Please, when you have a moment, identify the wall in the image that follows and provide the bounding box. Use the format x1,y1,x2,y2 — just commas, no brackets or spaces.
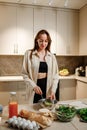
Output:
0,55,23,76
0,55,87,76
56,56,84,74
84,56,87,66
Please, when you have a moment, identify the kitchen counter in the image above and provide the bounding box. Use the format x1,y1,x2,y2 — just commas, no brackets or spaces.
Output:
0,75,76,81
0,76,24,82
60,75,87,84
0,75,74,82
1,98,87,130
0,75,87,83
75,76,87,83
59,75,75,79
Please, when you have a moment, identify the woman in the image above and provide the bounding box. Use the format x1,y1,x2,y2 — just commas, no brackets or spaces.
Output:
22,29,59,103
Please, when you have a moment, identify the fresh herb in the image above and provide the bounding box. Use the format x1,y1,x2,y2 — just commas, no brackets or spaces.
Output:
77,108,87,122
55,105,76,122
44,100,52,107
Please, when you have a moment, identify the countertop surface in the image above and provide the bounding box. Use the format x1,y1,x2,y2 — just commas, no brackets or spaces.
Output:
0,75,87,83
75,76,87,83
1,98,87,130
0,76,24,82
59,74,75,79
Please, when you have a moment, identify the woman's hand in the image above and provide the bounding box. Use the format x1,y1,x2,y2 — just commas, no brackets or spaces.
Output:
33,86,42,95
49,91,55,100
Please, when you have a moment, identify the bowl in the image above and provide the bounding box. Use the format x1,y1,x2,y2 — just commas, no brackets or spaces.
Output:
38,98,57,110
77,108,87,122
39,108,50,114
55,105,76,122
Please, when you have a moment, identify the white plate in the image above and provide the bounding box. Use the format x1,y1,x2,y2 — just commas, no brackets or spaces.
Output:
39,108,50,113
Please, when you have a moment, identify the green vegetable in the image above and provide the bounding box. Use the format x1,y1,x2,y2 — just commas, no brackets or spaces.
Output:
77,108,87,121
44,101,52,106
55,105,76,122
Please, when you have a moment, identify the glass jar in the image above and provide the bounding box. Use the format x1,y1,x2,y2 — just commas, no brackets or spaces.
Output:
8,92,18,118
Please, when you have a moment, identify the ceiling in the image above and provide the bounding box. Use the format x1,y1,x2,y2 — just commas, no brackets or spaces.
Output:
0,0,87,9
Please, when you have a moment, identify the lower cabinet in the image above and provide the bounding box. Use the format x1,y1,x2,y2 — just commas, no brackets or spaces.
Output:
76,80,87,99
0,81,27,106
0,78,77,105
59,79,76,101
0,82,18,106
17,82,28,104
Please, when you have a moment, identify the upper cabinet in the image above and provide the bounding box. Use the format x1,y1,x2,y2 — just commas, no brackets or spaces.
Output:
0,3,79,55
34,7,57,54
79,5,87,55
0,5,16,54
56,9,79,55
17,6,34,54
0,4,33,55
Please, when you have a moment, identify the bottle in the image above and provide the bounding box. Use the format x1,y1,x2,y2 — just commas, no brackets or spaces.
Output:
75,67,79,76
8,92,18,118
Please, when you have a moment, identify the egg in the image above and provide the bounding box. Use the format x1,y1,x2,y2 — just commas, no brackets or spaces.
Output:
18,120,24,129
27,120,31,125
8,118,13,124
17,117,22,121
12,119,18,128
22,118,26,122
8,118,14,126
12,116,17,119
27,122,33,130
22,122,28,130
32,121,37,127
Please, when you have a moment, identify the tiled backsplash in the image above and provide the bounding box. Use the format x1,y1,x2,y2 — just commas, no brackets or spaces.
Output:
0,55,23,76
56,56,86,74
0,55,87,76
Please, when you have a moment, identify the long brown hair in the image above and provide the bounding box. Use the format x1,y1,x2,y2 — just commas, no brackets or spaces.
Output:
30,29,52,58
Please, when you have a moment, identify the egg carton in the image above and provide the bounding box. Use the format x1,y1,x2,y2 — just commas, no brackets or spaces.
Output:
6,116,40,130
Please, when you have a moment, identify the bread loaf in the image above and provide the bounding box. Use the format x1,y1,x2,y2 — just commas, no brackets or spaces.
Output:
19,109,29,119
19,109,52,126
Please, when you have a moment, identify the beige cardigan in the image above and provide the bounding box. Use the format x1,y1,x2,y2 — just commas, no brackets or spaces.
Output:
22,50,59,103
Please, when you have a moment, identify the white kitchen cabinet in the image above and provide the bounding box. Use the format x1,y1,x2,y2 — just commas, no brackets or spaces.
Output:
0,4,16,54
56,9,79,55
0,4,33,55
76,80,87,99
0,81,27,106
17,6,34,54
79,5,87,55
59,79,76,101
0,82,18,106
17,81,28,104
34,7,57,54
0,3,79,55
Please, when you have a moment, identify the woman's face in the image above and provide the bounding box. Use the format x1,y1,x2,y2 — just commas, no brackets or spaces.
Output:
37,34,48,51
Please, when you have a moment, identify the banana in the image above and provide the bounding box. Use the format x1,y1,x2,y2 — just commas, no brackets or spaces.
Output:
59,69,69,76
